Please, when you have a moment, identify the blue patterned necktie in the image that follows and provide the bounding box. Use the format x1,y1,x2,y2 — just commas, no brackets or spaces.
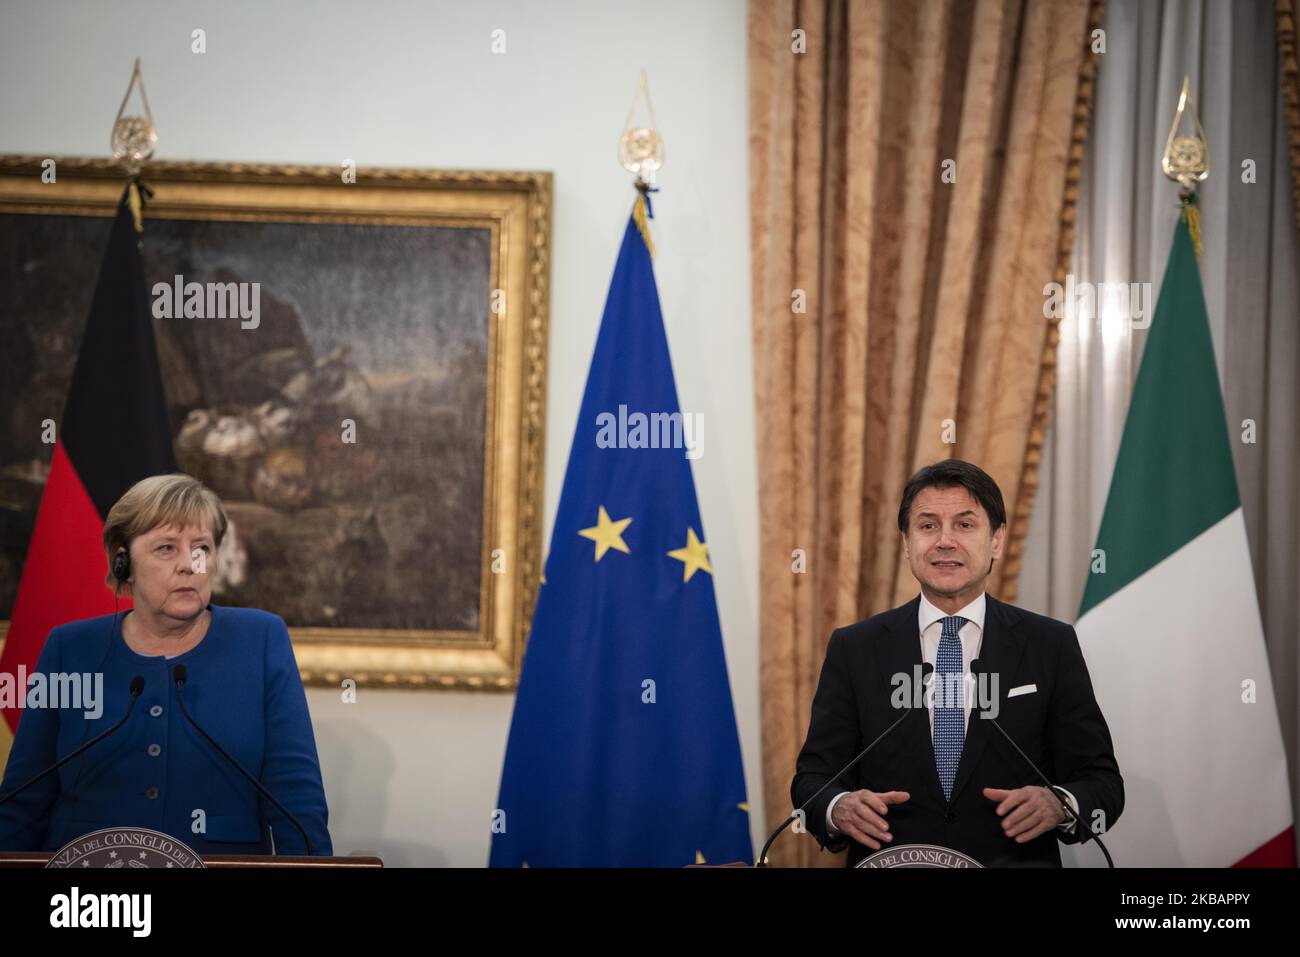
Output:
934,615,967,802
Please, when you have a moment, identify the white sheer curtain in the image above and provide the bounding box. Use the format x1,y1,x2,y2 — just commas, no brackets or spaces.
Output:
1019,0,1300,861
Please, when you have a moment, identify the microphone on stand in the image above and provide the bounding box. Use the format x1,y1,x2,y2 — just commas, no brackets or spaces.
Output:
757,662,934,866
0,676,145,806
971,657,1114,868
171,664,315,856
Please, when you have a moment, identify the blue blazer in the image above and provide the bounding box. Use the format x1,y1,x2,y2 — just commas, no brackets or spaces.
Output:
0,604,332,856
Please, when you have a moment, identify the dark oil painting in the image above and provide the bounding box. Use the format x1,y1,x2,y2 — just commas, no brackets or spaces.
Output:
0,212,490,633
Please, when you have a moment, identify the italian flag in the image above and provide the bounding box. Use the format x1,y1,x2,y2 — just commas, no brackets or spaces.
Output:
1073,204,1294,867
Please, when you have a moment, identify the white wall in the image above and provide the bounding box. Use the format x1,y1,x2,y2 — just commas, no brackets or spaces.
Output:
0,0,760,865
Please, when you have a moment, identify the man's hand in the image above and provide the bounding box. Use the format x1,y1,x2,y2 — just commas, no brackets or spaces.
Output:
983,786,1066,843
830,790,910,850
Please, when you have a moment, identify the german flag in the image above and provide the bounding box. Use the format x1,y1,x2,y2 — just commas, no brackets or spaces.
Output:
0,181,176,764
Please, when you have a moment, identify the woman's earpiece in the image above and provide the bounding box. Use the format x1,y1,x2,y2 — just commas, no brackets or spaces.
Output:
112,549,131,583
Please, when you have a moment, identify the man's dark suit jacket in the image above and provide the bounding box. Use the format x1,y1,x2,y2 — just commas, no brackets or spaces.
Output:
791,594,1123,867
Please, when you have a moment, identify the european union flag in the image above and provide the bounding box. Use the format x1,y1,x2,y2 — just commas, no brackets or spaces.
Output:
489,192,753,867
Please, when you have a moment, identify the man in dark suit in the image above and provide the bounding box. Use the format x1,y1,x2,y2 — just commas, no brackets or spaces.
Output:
791,459,1123,867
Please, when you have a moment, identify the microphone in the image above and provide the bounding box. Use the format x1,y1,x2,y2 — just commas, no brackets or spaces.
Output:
971,658,1115,868
0,676,145,806
171,664,315,856
757,661,934,866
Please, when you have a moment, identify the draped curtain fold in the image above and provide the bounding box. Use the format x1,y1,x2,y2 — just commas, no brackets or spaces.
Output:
749,0,1102,866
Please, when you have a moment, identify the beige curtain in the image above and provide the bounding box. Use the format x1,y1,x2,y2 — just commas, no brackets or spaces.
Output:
749,0,1103,866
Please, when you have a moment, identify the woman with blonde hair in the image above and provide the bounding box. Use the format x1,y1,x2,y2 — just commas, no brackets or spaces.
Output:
0,473,332,856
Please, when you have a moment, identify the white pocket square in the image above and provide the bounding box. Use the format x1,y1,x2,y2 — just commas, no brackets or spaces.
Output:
1008,684,1037,698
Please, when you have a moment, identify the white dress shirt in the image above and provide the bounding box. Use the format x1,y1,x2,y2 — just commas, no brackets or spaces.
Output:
824,592,1078,839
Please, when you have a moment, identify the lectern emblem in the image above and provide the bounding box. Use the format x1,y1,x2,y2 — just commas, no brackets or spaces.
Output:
855,843,983,868
46,827,206,869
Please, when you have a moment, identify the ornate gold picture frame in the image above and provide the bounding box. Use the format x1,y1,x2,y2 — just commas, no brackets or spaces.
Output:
0,156,550,690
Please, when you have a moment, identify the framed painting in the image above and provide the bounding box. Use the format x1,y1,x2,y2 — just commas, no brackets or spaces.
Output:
0,156,551,689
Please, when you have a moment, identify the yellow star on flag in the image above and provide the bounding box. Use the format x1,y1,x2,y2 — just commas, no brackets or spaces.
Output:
578,506,632,561
667,527,712,582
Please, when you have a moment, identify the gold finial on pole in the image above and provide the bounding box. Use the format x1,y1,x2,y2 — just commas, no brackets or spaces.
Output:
111,58,158,176
1162,75,1208,256
110,58,157,233
621,69,662,256
1162,75,1210,189
619,69,664,185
